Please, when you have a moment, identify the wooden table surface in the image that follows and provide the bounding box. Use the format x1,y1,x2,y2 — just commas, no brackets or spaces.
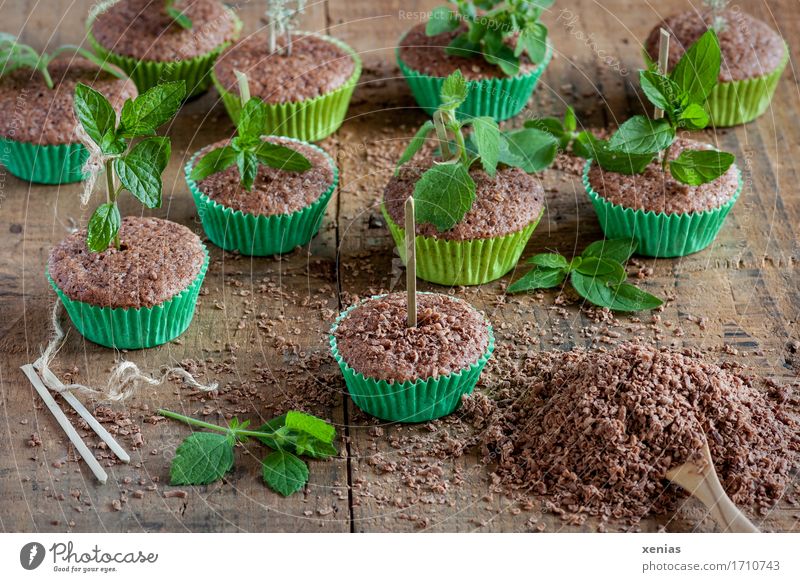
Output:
1,0,798,533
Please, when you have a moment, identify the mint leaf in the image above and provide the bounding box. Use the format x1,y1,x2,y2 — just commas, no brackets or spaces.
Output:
114,137,170,208
397,120,434,170
469,117,500,176
508,267,567,293
446,34,481,58
527,253,569,269
609,116,675,155
166,0,192,29
237,151,259,191
581,239,638,263
285,411,336,444
524,117,564,139
237,98,267,142
640,70,683,113
170,432,235,485
440,70,468,110
608,283,664,311
563,106,577,133
574,257,626,284
262,450,309,497
670,29,721,105
426,5,459,36
519,21,548,63
86,202,120,253
414,163,476,231
118,80,185,138
571,272,662,312
256,414,337,459
501,128,558,172
190,146,238,181
74,83,116,150
577,133,654,175
678,103,710,130
254,141,311,171
484,37,519,76
670,149,735,186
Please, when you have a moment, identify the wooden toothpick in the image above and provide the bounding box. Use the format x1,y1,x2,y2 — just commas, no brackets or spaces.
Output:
654,28,670,120
234,69,251,106
405,197,417,328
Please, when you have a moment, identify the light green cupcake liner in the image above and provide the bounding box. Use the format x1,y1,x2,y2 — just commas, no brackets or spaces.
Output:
1,139,87,184
86,9,242,97
642,43,788,127
185,138,338,256
211,33,362,142
583,160,743,258
382,204,542,286
47,247,209,350
330,293,495,423
396,36,552,121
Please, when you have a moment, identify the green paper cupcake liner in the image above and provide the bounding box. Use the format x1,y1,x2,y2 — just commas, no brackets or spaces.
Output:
396,37,552,121
1,139,87,184
642,43,788,127
330,293,495,423
382,204,542,286
583,160,743,258
86,9,242,97
47,248,209,349
185,138,338,256
211,33,362,142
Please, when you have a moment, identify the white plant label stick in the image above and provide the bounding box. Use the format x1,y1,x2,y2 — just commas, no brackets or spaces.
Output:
654,28,670,120
405,197,417,328
234,69,250,106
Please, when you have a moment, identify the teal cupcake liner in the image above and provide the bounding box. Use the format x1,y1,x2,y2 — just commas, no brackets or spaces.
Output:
211,33,362,142
1,139,87,184
87,9,242,97
186,138,338,256
396,37,552,121
48,247,209,349
330,293,495,423
583,160,743,258
382,204,542,286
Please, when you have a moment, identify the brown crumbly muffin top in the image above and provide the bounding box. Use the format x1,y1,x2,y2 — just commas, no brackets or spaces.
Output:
195,137,335,215
91,0,239,61
0,58,136,145
48,216,205,309
334,293,490,383
588,138,739,214
645,10,785,82
383,163,544,240
214,34,356,104
398,22,540,80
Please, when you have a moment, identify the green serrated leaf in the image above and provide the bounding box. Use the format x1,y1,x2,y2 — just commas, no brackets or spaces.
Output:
74,83,117,150
170,432,235,486
574,257,626,284
669,149,735,186
426,5,459,36
520,21,548,64
577,132,654,175
523,117,564,139
639,70,683,113
237,151,259,190
254,141,312,171
256,415,338,459
563,106,577,133
469,117,500,176
484,38,519,76
262,450,309,496
397,120,435,170
500,128,558,172
118,81,185,137
609,115,675,155
190,145,238,181
86,202,120,253
571,272,662,312
678,103,710,130
440,70,469,110
527,253,568,269
166,0,193,29
414,163,476,231
285,411,336,444
445,33,481,58
237,98,267,141
670,29,721,104
114,136,170,208
581,239,638,263
507,267,567,293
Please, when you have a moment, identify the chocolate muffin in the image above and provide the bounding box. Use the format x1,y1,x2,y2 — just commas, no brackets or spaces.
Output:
48,216,206,309
399,23,540,81
383,163,545,241
195,137,335,215
0,57,135,145
587,138,739,215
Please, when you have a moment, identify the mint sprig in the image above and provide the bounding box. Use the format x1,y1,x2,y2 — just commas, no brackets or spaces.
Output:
508,239,663,312
74,81,185,252
0,34,126,90
426,1,553,76
165,0,193,30
159,409,338,497
397,70,558,232
190,97,311,191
